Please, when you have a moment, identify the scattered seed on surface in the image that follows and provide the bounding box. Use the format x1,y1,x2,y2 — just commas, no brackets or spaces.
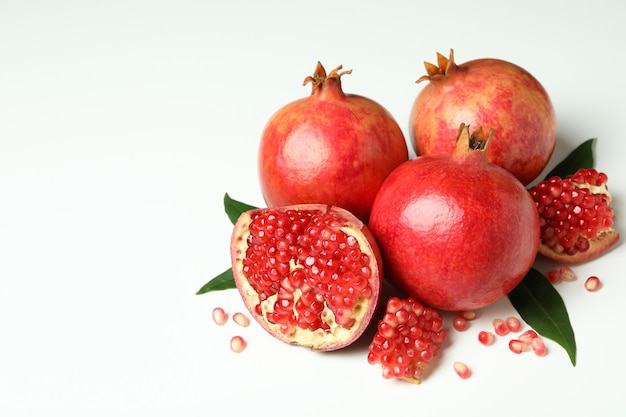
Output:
212,307,228,325
459,310,477,321
453,361,471,379
546,269,561,284
584,276,601,292
478,330,495,346
452,315,468,331
559,265,577,282
230,335,247,353
493,318,510,336
505,316,522,333
232,312,250,327
530,337,547,356
519,330,539,345
508,339,529,354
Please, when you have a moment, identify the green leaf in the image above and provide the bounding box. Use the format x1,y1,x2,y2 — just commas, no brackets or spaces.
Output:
543,138,596,180
224,193,258,225
508,268,577,366
196,268,236,295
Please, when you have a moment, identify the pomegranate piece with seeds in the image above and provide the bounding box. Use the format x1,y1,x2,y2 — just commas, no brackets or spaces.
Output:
230,204,382,351
529,168,619,263
367,297,446,384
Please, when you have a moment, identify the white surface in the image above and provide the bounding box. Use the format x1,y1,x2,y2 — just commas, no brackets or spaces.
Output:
1,1,625,415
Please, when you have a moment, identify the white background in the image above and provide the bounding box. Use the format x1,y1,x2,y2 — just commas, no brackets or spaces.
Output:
1,1,625,415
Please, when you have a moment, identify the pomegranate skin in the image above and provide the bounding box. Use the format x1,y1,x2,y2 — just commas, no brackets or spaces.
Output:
409,50,556,186
369,125,540,311
259,62,408,222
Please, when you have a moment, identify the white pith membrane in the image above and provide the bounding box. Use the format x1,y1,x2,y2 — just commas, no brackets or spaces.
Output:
231,207,378,349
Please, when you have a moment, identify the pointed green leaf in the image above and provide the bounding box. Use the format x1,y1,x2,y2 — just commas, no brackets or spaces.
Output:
508,268,577,366
224,193,257,225
543,138,596,180
196,268,236,295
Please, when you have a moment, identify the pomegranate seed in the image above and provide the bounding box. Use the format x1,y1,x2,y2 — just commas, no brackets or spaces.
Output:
232,312,250,327
453,361,471,379
530,337,547,356
492,318,509,336
559,265,577,282
212,307,228,325
546,269,561,284
508,339,529,354
519,330,539,344
459,310,477,321
478,330,495,346
584,276,601,292
505,316,522,333
452,315,468,331
230,335,247,353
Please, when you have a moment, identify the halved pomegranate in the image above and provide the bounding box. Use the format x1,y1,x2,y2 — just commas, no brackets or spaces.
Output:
528,168,619,263
230,204,383,351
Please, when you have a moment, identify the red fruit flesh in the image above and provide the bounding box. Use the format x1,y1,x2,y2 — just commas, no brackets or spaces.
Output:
409,49,556,185
369,124,540,311
529,168,619,263
258,62,408,222
367,297,446,384
230,204,382,351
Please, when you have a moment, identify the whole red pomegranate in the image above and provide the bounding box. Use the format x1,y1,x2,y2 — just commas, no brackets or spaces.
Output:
369,124,540,312
529,168,619,263
230,204,383,351
409,49,557,185
258,62,408,222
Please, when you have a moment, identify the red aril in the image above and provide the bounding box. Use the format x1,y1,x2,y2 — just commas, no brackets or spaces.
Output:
230,204,382,351
369,124,540,311
409,49,556,185
528,168,619,262
367,297,446,384
258,62,408,222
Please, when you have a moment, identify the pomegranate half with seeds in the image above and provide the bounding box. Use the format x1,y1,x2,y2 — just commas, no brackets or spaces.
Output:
230,204,383,351
528,168,619,262
369,124,540,311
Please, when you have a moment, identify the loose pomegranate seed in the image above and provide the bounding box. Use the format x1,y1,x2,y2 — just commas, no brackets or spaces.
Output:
508,339,529,354
519,330,539,344
452,315,468,331
559,265,577,282
546,269,561,284
478,330,495,346
492,318,509,336
232,312,250,327
584,276,601,292
230,335,247,353
212,307,228,326
453,361,471,379
505,316,522,333
530,337,547,356
459,310,477,321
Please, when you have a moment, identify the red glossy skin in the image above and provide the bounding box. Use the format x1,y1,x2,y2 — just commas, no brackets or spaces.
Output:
259,65,408,222
369,130,540,311
409,54,556,186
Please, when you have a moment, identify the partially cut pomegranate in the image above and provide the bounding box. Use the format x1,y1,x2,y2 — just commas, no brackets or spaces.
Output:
230,204,383,351
367,297,446,383
529,168,619,262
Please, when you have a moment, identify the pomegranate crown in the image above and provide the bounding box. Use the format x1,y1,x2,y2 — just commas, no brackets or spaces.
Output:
416,48,457,84
453,123,494,157
303,61,352,95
